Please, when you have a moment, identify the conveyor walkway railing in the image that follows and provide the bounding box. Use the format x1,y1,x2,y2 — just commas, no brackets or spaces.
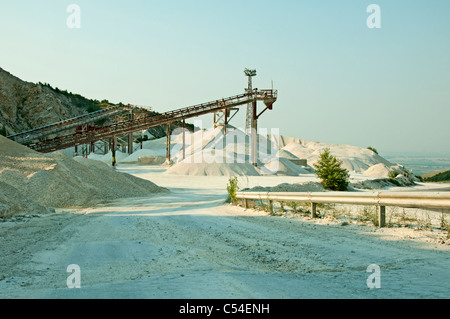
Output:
26,89,277,153
7,104,133,144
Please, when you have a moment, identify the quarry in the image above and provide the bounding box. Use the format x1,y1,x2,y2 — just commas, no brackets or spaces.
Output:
1,118,450,299
1,68,449,299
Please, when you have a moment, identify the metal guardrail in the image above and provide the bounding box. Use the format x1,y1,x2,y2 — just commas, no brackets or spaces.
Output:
235,191,450,227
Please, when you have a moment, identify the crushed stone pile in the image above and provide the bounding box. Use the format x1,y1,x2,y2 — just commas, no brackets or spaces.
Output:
282,141,394,174
0,180,49,217
241,182,326,193
111,126,406,178
362,163,392,178
164,161,261,177
261,157,312,176
350,179,401,190
0,135,168,216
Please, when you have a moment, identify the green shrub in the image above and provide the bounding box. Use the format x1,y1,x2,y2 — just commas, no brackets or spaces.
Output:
423,170,450,183
357,206,379,226
313,148,350,191
367,146,378,154
286,201,299,213
226,176,239,204
389,170,399,179
87,104,101,113
0,126,7,137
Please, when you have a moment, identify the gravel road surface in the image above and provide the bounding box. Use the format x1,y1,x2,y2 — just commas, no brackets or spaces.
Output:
1,167,449,299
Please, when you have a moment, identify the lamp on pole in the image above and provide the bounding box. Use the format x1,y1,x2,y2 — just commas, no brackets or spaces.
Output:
244,68,256,131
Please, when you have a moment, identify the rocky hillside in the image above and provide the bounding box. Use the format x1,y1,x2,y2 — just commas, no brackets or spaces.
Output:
0,67,93,136
0,67,192,139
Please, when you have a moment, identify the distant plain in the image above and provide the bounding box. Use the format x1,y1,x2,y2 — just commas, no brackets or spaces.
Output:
384,154,450,176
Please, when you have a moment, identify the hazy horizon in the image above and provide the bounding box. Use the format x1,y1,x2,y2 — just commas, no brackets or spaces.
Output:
1,0,449,155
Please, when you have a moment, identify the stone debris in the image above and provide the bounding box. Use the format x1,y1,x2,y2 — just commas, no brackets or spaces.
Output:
0,135,168,218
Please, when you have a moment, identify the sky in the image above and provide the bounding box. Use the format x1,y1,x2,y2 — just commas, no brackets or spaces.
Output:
0,0,449,156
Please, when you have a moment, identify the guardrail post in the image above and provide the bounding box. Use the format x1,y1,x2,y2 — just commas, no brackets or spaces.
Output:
268,200,273,214
378,205,386,228
311,203,317,218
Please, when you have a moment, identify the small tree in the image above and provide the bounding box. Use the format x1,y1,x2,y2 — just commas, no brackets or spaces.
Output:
226,176,239,204
313,148,350,191
367,146,378,154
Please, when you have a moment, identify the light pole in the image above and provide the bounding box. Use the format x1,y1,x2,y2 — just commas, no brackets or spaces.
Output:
244,68,256,132
244,68,258,166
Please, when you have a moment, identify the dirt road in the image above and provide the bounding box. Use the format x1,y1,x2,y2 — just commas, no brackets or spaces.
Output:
1,168,449,299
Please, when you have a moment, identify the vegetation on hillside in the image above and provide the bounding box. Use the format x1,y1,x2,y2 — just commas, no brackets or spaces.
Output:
37,82,195,134
367,146,378,154
422,170,450,183
38,82,115,113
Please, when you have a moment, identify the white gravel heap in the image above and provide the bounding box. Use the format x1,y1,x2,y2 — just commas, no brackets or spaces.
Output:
160,127,403,177
242,181,326,193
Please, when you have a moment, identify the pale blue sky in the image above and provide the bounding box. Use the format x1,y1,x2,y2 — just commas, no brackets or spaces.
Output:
1,1,449,155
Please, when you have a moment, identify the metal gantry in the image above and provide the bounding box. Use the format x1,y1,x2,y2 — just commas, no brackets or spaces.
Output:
9,85,277,166
244,68,257,132
8,69,277,166
7,104,135,144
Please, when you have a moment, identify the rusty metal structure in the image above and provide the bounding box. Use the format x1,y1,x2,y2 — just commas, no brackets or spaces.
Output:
7,104,134,145
244,68,257,132
8,85,277,166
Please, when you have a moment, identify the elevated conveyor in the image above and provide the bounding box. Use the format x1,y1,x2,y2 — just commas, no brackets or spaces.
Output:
7,104,134,144
10,89,277,153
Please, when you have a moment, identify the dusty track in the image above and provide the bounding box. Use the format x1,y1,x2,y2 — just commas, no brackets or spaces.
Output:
1,170,449,299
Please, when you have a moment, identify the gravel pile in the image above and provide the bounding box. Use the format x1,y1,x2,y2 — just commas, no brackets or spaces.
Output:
0,135,168,216
0,180,49,217
241,181,326,193
164,161,261,177
350,178,398,190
